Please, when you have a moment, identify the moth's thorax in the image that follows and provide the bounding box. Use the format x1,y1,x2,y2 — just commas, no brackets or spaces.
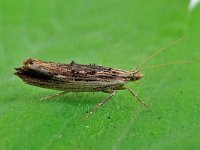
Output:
128,70,144,81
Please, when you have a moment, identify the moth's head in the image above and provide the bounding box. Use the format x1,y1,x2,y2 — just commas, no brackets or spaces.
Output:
129,70,144,81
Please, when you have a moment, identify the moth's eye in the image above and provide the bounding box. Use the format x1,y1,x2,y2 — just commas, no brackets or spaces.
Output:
130,76,135,81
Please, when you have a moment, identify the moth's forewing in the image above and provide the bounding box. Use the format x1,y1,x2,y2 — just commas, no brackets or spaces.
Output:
15,59,131,92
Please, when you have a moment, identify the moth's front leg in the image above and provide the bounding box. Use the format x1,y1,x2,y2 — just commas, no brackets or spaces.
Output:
126,87,151,109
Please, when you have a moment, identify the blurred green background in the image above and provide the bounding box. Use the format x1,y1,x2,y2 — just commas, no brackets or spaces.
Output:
0,0,200,150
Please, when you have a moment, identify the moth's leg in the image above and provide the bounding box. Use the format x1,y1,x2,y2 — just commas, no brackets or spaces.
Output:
82,91,117,121
41,91,68,100
126,87,151,110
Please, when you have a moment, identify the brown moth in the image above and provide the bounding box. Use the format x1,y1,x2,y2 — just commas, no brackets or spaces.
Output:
14,58,149,118
14,39,186,118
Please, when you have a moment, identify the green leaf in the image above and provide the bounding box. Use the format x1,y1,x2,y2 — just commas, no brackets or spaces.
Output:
0,0,200,150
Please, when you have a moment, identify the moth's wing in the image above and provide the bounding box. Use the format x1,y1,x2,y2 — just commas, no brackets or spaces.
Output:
15,66,53,80
15,59,129,92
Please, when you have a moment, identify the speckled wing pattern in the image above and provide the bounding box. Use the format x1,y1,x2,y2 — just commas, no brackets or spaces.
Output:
15,59,132,92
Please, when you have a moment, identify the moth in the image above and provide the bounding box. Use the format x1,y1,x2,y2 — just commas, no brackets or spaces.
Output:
14,39,186,118
14,58,149,117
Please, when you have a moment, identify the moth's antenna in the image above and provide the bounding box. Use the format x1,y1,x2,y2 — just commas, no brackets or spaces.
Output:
137,38,183,68
138,61,192,71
